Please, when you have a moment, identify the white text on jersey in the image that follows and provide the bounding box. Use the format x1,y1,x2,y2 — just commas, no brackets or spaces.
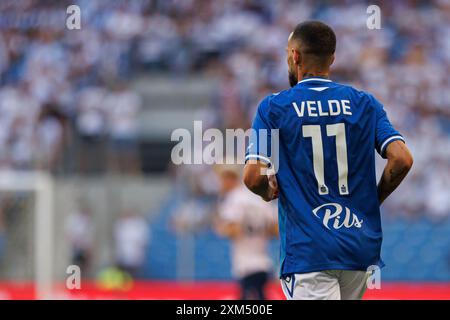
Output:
312,203,363,230
292,100,352,118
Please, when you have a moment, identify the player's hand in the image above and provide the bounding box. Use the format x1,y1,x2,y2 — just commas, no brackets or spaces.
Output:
262,174,279,201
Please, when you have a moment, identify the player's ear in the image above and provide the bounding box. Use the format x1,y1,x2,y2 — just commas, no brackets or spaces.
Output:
329,54,335,66
293,49,301,66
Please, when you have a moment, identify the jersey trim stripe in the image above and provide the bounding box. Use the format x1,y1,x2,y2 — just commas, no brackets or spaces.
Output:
298,78,332,84
245,154,272,166
380,135,405,155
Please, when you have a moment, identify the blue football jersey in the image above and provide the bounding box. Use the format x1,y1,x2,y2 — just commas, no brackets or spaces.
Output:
245,77,404,276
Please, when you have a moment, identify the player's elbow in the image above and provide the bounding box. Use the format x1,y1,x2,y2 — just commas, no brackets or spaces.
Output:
392,150,413,173
403,152,414,171
386,141,413,173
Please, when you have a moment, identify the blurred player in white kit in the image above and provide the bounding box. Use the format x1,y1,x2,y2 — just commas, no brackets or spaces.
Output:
214,163,278,300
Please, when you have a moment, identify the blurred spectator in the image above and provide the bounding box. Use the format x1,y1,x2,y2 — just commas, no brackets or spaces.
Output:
214,163,278,300
214,66,247,129
35,103,66,172
171,162,220,233
106,82,142,175
65,202,94,277
75,86,108,174
113,210,150,278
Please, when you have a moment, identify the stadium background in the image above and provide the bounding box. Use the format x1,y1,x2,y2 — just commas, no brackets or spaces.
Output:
0,0,449,299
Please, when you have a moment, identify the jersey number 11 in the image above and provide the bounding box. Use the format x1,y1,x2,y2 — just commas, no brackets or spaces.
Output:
302,123,349,195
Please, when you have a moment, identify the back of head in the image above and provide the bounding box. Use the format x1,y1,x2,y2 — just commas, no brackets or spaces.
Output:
291,20,336,65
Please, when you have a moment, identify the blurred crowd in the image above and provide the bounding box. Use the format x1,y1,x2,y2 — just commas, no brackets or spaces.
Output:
0,0,143,173
0,0,448,222
66,202,150,279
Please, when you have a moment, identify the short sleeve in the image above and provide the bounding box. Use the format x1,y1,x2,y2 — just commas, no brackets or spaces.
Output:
372,96,405,158
245,96,273,166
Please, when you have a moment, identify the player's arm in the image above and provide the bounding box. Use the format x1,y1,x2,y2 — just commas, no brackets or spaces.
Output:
243,161,278,202
213,200,243,239
245,95,281,201
266,221,279,238
214,220,242,240
377,140,413,204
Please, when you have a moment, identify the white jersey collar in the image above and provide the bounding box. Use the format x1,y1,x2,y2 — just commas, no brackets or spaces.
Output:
298,77,332,84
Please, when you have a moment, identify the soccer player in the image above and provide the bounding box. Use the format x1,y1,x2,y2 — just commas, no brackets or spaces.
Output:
243,21,413,300
214,163,278,300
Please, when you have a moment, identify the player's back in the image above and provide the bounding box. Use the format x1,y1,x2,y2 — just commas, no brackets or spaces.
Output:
246,77,404,276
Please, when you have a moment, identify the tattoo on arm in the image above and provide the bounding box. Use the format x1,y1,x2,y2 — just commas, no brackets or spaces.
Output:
389,167,407,183
378,165,410,204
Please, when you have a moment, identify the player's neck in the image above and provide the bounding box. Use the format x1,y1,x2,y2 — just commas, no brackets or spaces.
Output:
299,70,330,81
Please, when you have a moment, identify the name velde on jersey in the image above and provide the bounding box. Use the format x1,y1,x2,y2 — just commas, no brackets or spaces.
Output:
292,99,352,117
